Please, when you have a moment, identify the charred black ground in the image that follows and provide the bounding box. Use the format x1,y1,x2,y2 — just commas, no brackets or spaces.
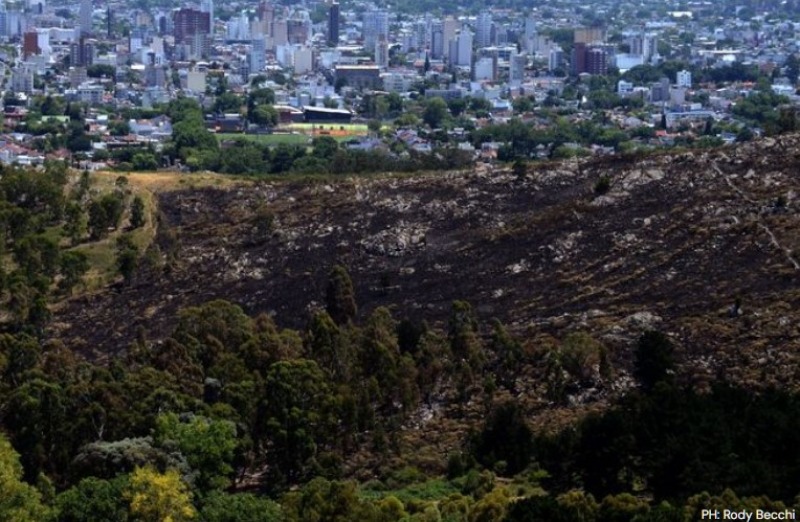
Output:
49,135,800,391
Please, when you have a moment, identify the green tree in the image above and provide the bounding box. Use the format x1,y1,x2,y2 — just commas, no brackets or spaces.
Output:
423,97,449,128
116,234,139,285
199,492,283,522
124,466,196,522
471,401,533,476
213,93,242,114
59,250,89,294
325,265,357,325
154,413,238,491
56,476,130,522
0,434,51,522
130,195,146,229
283,477,373,522
63,201,87,245
448,301,484,373
259,359,337,489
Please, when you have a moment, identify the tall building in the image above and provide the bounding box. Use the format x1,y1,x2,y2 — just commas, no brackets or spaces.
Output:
523,13,536,53
375,37,389,68
0,8,7,39
249,37,266,74
200,0,214,33
287,9,311,45
630,32,657,62
70,36,95,66
549,47,564,71
79,0,92,35
22,31,39,58
586,46,607,75
173,8,210,43
448,27,472,67
430,22,444,59
272,19,287,47
11,63,35,93
227,11,250,40
473,56,495,81
510,51,526,84
363,8,388,52
677,69,691,88
443,15,458,47
574,27,605,44
106,7,113,38
328,1,339,46
571,42,587,75
476,10,492,48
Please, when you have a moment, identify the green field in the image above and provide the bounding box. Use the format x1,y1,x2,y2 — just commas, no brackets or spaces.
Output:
216,133,313,146
285,123,369,133
216,132,362,146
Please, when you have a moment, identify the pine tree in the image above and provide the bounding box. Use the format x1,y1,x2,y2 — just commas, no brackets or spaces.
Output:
325,265,357,325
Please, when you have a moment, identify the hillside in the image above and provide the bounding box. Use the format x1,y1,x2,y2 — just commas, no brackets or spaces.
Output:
49,134,800,391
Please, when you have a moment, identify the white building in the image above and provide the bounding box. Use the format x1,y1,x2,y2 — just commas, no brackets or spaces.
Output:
677,69,691,88
476,10,492,48
249,38,266,74
363,9,388,52
294,45,313,74
186,70,206,92
449,28,472,67
79,0,92,35
381,71,414,92
11,63,35,93
509,52,526,85
473,56,495,81
548,47,564,71
375,38,389,68
77,83,104,104
226,11,250,41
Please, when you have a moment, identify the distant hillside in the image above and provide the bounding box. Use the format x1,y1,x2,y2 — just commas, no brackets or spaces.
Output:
49,134,800,391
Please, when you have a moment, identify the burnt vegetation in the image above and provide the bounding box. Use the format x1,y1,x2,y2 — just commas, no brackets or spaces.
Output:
2,135,800,519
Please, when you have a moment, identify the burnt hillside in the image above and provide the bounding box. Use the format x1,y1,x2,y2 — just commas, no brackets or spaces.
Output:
49,135,800,389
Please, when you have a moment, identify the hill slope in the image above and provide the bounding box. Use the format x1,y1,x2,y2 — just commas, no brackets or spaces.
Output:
49,135,800,390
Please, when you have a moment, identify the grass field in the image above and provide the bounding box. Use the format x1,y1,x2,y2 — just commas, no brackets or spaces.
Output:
216,132,360,146
67,170,246,291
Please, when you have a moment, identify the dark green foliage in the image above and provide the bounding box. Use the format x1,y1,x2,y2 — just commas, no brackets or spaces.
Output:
55,476,130,522
200,492,283,522
172,300,254,370
86,64,116,79
112,235,137,287
448,300,484,373
153,412,237,491
537,384,800,502
325,265,357,325
259,359,338,489
423,97,449,128
594,175,611,195
58,251,89,294
70,437,183,481
130,196,146,229
634,331,674,390
471,401,533,476
63,202,87,245
504,495,566,522
88,193,124,239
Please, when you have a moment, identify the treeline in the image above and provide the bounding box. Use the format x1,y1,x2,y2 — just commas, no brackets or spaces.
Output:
0,162,145,332
163,98,472,176
0,261,546,520
1,263,798,520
